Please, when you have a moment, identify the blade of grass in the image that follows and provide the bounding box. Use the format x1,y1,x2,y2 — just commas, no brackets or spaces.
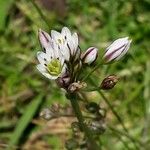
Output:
142,61,150,145
0,0,13,30
8,94,44,149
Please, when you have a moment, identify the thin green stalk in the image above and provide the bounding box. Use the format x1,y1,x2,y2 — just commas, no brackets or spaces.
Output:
99,91,140,150
69,93,99,150
82,63,102,81
82,87,100,92
99,90,128,132
109,126,142,147
89,77,140,150
111,130,132,150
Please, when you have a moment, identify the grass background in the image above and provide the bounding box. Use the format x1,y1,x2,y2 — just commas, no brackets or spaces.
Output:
0,0,150,149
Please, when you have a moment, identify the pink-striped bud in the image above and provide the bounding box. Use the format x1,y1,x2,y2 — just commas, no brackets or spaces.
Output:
38,29,52,52
81,47,98,64
103,37,132,63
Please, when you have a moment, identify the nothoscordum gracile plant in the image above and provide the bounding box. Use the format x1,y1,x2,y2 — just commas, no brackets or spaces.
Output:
36,27,132,149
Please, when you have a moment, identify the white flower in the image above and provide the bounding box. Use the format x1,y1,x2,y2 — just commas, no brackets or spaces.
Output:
51,27,79,61
37,29,66,80
103,37,132,62
81,47,98,64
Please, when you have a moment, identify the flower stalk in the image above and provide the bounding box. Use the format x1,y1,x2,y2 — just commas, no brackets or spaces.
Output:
68,93,99,150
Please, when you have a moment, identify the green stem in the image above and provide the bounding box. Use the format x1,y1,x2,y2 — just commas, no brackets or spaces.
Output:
69,93,99,150
82,62,103,81
99,90,128,132
109,126,142,147
82,87,100,92
99,91,140,150
89,77,140,149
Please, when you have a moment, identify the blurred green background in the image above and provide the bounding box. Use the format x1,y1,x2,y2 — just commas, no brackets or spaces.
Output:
0,0,150,149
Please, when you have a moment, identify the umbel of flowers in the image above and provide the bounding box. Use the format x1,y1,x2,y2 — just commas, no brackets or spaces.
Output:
36,27,131,149
37,27,131,88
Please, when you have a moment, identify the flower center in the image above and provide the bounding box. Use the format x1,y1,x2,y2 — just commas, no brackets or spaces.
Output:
57,38,64,44
47,59,62,76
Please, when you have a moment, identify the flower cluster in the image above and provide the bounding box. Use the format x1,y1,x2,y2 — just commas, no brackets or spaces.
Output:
36,27,131,89
36,27,132,149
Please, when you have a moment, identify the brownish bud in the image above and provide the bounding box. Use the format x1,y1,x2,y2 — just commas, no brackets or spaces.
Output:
68,81,87,93
100,75,119,90
56,73,71,88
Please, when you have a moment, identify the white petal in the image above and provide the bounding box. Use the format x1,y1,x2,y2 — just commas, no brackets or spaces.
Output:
67,34,78,56
60,44,70,61
52,41,61,58
51,30,62,41
36,64,59,80
43,73,58,80
36,64,46,72
61,27,72,40
37,51,47,64
72,33,78,48
72,33,79,55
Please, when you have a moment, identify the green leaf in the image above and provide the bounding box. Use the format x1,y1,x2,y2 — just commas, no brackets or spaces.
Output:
8,95,44,149
0,0,13,30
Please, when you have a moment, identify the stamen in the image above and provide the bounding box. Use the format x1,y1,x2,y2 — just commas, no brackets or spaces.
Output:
47,59,62,76
58,39,62,44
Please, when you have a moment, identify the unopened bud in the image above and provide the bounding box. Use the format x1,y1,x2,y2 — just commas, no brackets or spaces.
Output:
81,47,98,64
68,81,87,93
103,37,132,63
56,73,71,88
38,29,51,52
100,75,119,90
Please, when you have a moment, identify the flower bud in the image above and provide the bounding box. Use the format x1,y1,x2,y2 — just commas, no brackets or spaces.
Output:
100,75,119,90
103,37,132,63
81,47,98,64
56,73,71,88
68,81,87,93
38,29,51,52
